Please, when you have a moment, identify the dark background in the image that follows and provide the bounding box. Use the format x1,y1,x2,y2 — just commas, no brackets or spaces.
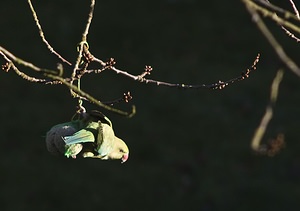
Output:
1,0,300,210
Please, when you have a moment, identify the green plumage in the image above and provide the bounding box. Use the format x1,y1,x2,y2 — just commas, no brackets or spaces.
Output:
45,110,129,162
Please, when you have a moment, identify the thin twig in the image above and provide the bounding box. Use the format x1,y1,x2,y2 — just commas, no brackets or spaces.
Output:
82,0,95,42
91,54,260,90
0,45,57,75
1,50,52,83
103,92,133,106
278,0,300,42
70,0,96,99
289,0,300,19
281,26,300,42
27,0,72,66
73,0,95,75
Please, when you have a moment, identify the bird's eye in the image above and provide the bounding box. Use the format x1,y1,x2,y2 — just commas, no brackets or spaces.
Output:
119,149,124,153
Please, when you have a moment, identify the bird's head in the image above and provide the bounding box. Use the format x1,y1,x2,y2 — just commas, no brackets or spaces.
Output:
106,137,129,163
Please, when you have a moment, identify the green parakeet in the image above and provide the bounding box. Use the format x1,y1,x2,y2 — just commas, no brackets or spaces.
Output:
45,110,129,163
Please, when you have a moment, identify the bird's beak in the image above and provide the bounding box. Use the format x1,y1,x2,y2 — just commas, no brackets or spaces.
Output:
121,153,129,163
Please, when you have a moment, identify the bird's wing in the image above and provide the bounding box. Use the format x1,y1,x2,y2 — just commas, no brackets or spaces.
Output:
97,123,115,156
63,129,95,145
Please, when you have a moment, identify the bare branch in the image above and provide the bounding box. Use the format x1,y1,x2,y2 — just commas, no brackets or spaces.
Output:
244,1,300,77
252,0,300,22
1,50,51,83
1,45,135,117
281,26,300,42
90,54,260,90
70,0,96,99
82,0,95,42
289,0,300,19
0,45,58,75
251,69,284,154
1,0,263,119
27,0,72,66
44,73,136,117
279,0,300,42
102,92,133,106
246,0,300,34
72,0,96,76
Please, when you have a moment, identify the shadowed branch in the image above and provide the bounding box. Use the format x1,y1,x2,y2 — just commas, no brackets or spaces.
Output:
251,69,285,155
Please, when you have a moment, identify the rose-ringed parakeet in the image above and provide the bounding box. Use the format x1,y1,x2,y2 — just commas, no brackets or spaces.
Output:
46,110,129,163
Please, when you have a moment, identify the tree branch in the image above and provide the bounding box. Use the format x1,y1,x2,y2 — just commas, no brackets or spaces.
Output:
244,0,300,77
251,69,284,155
27,0,72,66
